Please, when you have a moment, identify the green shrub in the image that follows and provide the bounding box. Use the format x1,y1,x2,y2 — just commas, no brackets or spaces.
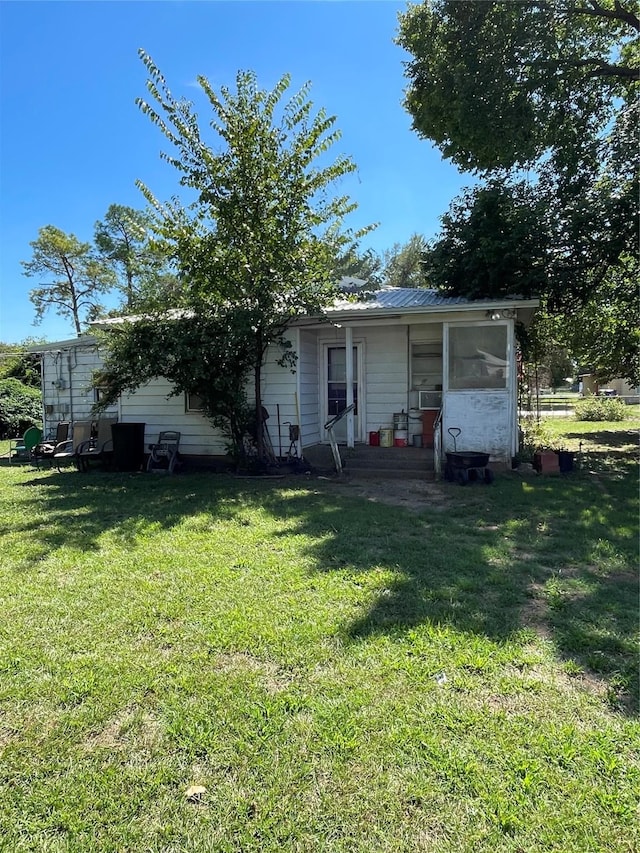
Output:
0,378,42,438
518,416,557,458
574,396,627,422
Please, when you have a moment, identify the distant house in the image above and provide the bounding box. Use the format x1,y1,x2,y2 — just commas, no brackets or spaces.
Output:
578,372,639,403
30,287,538,472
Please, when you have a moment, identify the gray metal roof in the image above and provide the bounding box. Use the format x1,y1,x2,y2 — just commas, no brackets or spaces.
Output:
330,288,467,311
329,287,533,312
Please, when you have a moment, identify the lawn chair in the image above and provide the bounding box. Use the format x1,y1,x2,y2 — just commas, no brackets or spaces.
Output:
32,422,70,468
146,431,181,474
9,426,43,465
76,417,118,472
52,421,93,471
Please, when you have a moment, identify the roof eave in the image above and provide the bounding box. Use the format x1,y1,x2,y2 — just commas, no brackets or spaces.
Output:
301,297,540,324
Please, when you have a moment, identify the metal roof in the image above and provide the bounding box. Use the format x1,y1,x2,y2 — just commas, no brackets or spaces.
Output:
329,287,534,312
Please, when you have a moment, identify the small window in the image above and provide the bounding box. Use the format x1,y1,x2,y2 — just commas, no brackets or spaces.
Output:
94,387,108,403
186,392,205,412
449,325,508,390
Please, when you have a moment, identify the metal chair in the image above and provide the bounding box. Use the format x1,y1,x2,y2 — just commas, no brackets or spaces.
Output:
52,421,92,471
9,426,43,464
76,418,117,472
32,422,70,468
146,431,181,474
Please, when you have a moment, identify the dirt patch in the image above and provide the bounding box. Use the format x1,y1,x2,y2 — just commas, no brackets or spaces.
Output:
84,707,161,751
323,476,450,512
213,652,293,694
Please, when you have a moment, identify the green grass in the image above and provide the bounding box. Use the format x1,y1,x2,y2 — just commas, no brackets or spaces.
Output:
0,420,638,852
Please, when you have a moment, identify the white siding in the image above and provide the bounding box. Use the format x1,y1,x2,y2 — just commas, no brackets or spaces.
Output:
119,377,224,455
297,328,320,448
37,305,523,461
359,325,408,434
40,345,117,437
443,391,512,461
260,331,299,456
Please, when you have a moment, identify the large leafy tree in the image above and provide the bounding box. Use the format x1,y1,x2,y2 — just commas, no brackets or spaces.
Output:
21,226,116,336
97,53,369,459
398,0,638,172
382,233,430,288
94,204,174,310
398,1,639,384
0,341,42,388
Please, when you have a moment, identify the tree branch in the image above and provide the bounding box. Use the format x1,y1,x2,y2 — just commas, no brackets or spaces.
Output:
575,57,639,79
536,0,640,31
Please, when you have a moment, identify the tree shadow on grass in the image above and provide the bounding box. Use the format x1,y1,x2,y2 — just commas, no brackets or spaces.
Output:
259,466,639,714
3,460,638,714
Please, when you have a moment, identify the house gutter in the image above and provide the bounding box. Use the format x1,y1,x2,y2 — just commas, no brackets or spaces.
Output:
295,298,540,327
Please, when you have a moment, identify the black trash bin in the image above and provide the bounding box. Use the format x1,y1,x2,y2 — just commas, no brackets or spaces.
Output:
111,422,146,471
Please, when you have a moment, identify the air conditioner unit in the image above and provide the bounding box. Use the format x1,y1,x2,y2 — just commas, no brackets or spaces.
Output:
418,390,442,410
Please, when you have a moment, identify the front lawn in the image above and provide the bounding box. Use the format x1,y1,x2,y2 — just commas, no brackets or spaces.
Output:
0,420,638,852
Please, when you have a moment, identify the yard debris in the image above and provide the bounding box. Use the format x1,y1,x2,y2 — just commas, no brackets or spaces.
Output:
434,672,448,686
185,785,207,803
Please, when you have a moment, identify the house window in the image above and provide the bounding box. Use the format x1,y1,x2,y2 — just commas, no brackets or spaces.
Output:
448,325,508,390
186,392,205,412
94,387,108,404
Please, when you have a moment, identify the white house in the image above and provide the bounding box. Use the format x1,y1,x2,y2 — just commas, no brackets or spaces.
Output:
30,287,538,471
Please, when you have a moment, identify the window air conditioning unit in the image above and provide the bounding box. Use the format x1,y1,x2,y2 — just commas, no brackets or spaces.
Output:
418,390,442,410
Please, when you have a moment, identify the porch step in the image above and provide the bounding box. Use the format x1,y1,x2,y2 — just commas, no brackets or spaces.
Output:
303,444,435,480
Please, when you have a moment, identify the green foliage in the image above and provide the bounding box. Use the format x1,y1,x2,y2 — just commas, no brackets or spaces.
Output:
398,1,637,172
518,416,557,456
94,311,254,452
426,180,549,300
334,246,383,287
0,377,42,438
94,204,176,310
575,396,628,422
0,342,41,389
562,256,640,387
382,233,429,288
98,55,370,459
21,225,116,336
398,1,639,385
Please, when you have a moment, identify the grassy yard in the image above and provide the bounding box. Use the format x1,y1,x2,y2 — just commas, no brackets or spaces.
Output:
0,416,638,852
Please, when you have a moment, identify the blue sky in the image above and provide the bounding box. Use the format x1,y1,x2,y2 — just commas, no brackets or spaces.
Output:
0,0,472,344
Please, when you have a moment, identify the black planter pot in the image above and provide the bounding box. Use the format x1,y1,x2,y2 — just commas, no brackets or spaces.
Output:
556,450,574,473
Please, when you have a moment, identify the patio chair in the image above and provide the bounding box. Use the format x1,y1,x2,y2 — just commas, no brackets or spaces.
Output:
76,417,118,472
31,422,70,468
52,420,93,471
146,431,181,474
9,426,43,465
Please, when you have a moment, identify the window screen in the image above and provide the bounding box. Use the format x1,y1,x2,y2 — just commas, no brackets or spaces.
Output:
448,325,508,390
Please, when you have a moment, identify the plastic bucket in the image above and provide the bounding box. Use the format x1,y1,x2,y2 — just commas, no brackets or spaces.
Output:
393,412,408,431
394,430,408,447
412,433,423,448
369,431,380,446
379,428,394,447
